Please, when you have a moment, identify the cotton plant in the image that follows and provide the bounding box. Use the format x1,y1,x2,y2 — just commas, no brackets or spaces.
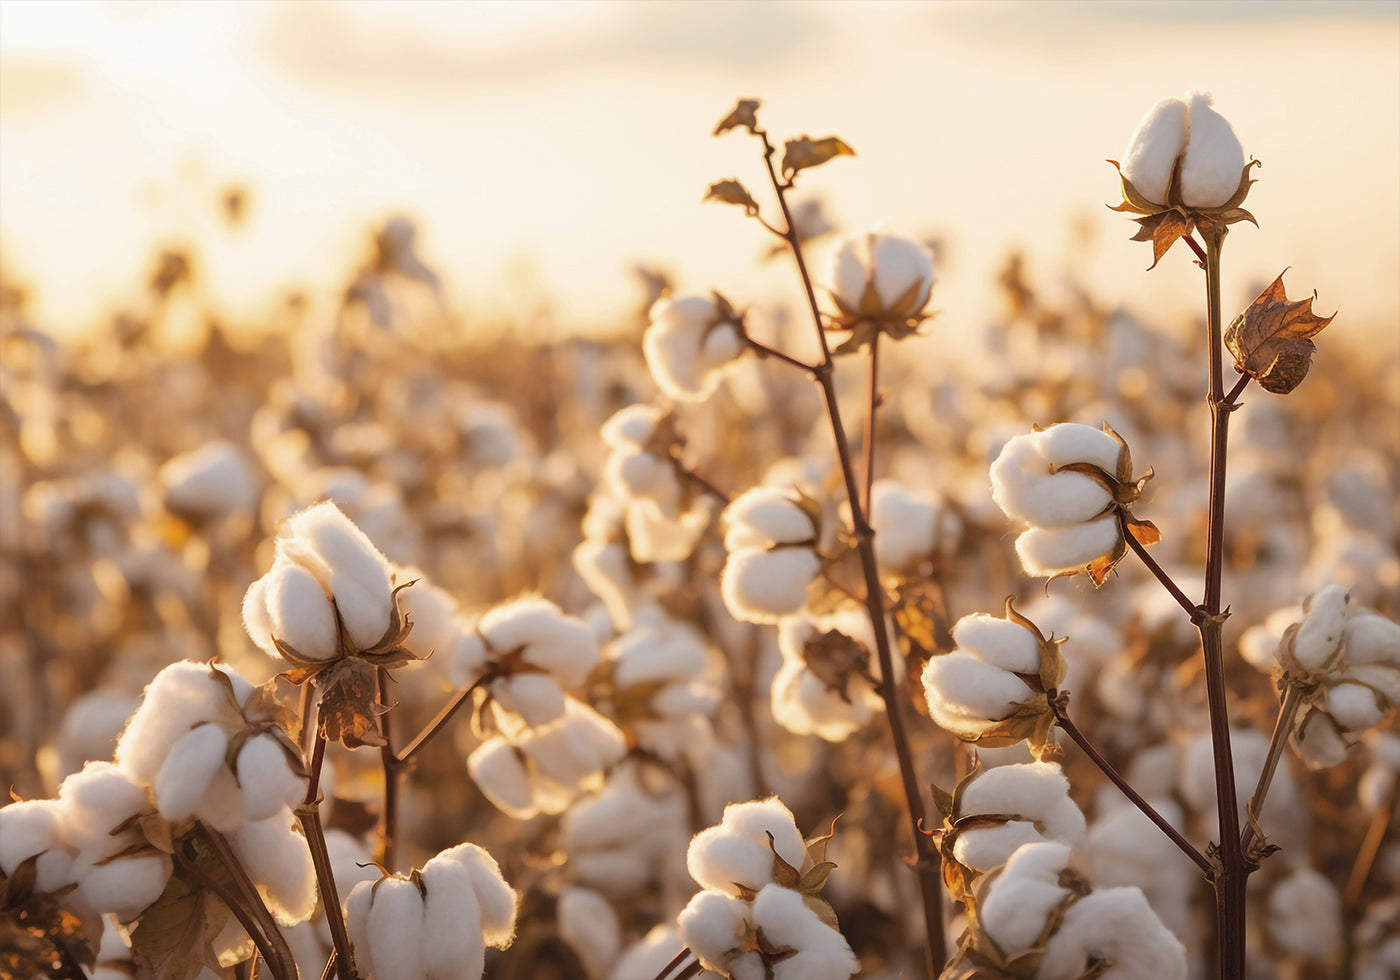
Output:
345,842,517,980
675,798,860,980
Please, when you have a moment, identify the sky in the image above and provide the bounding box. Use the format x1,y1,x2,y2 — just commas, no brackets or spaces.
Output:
1,0,1397,346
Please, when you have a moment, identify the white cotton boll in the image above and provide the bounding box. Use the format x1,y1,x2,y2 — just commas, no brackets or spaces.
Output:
228,811,317,925
491,673,568,728
328,569,393,651
1267,867,1343,963
467,738,537,819
437,843,517,946
721,546,821,624
345,881,377,977
953,763,1085,870
241,575,279,657
869,480,960,570
624,500,711,564
923,654,1036,731
71,851,172,920
954,821,1049,872
419,859,485,980
1347,612,1400,670
952,615,1041,674
0,799,74,892
448,628,489,687
1016,518,1121,577
1294,710,1350,768
116,662,249,788
235,735,307,822
396,576,458,661
752,884,858,980
558,887,620,978
688,798,806,896
366,877,427,980
480,598,599,688
827,231,935,318
1121,97,1190,204
1293,585,1350,671
601,404,659,451
978,842,1073,959
153,723,232,823
724,488,816,548
1327,681,1387,731
770,657,877,741
1036,887,1187,980
678,890,758,978
266,563,339,661
610,619,708,689
644,295,745,402
1037,423,1125,475
1179,92,1245,209
286,502,392,597
161,441,259,519
56,761,150,855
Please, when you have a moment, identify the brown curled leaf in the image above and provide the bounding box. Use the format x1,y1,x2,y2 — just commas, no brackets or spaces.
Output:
781,136,855,180
704,178,760,216
1224,271,1336,394
714,99,760,135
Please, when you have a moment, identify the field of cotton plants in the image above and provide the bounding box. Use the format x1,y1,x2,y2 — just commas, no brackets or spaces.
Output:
2,93,1398,980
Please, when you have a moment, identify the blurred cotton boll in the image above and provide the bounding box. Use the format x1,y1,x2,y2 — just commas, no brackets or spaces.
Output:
826,230,935,325
719,486,822,624
643,292,747,402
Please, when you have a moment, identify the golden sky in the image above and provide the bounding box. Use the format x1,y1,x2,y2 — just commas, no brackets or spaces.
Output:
1,0,1397,344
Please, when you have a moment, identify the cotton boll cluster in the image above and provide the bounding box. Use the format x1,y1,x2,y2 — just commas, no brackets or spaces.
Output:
678,798,858,980
868,479,962,572
448,596,599,728
561,759,690,898
921,603,1065,754
345,842,517,980
826,230,936,329
600,405,714,562
572,493,688,631
937,762,1086,889
642,293,747,402
1258,586,1400,768
1119,91,1247,209
114,661,307,830
771,607,885,741
990,423,1141,580
720,487,823,624
467,697,627,819
958,841,1186,980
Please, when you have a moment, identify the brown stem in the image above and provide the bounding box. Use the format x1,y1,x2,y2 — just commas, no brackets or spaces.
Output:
1198,223,1248,979
319,951,339,980
1053,695,1214,875
670,454,733,506
189,826,298,980
649,947,694,980
745,334,817,372
395,668,497,764
753,123,947,974
1119,511,1197,621
1184,233,1208,266
298,730,358,980
862,333,880,513
376,667,399,872
1345,786,1395,910
1239,679,1305,862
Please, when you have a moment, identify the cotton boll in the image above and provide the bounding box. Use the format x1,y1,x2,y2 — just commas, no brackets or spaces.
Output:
467,738,536,819
55,761,151,855
827,231,935,320
922,653,1036,732
1326,681,1387,731
235,735,307,823
1037,423,1125,474
116,662,250,787
977,842,1074,959
1266,867,1343,964
751,883,858,979
442,843,517,947
1121,97,1190,204
644,295,746,402
558,887,620,978
71,851,172,920
161,441,259,520
228,811,317,925
952,615,1041,674
687,798,806,896
1016,518,1121,577
1293,585,1350,671
724,488,817,548
869,480,961,570
1179,92,1245,208
0,799,75,892
1036,887,1187,980
419,858,485,980
678,890,760,978
491,673,568,729
952,763,1085,872
153,723,232,823
720,546,822,624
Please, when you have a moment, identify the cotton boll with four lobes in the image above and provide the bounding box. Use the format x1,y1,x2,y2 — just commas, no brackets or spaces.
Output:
643,293,747,402
720,486,822,624
827,230,936,323
686,797,808,898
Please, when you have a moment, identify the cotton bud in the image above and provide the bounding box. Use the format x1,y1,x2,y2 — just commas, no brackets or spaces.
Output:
771,607,885,742
922,599,1066,757
990,422,1153,584
345,843,516,980
448,596,600,728
643,292,747,402
1268,587,1400,768
826,230,935,350
933,762,1086,899
868,479,962,572
720,487,823,624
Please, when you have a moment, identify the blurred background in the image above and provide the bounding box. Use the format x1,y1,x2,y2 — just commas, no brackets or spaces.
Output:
1,0,1397,346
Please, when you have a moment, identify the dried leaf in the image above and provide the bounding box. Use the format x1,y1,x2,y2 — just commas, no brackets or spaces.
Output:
1129,210,1193,270
130,847,231,980
1224,271,1336,394
714,99,761,136
704,179,760,216
316,657,386,748
781,136,855,180
1125,516,1161,547
801,629,872,705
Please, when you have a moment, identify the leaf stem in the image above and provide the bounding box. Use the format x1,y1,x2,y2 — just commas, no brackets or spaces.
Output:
752,122,947,975
395,667,497,764
1239,678,1305,862
1052,694,1214,875
1119,511,1196,621
745,335,817,373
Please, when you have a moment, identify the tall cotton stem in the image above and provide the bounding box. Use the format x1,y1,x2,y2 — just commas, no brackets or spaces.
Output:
756,127,947,976
1199,224,1249,979
297,728,358,980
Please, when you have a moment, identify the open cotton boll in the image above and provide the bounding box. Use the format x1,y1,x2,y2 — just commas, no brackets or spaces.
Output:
363,876,428,980
235,735,307,822
1036,887,1187,980
480,598,599,688
419,865,485,980
952,763,1085,871
116,661,251,787
721,546,822,624
952,615,1041,674
160,440,259,519
153,723,236,824
827,230,936,319
869,480,961,570
55,761,151,855
227,810,317,925
1293,585,1351,671
1266,867,1343,964
643,294,746,403
491,673,568,729
1037,421,1126,474
687,797,807,896
1121,96,1190,204
1326,681,1388,731
751,884,858,980
1016,518,1122,577
0,799,75,893
678,890,761,979
264,562,340,661
990,430,1116,528
467,738,537,819
977,841,1074,959
558,887,621,979
70,850,172,920
923,655,1036,731
432,843,517,947
278,501,394,650
1179,92,1245,208
725,487,818,548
